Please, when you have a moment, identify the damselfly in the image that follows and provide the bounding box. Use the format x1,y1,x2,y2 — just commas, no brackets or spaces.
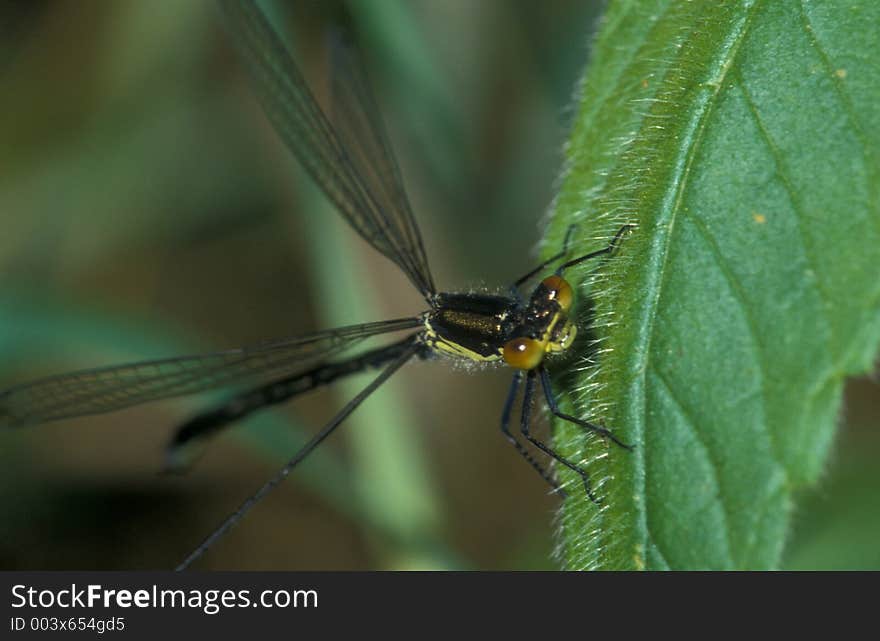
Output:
0,0,633,570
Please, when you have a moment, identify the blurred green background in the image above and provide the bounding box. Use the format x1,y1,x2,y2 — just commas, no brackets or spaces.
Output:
0,0,877,570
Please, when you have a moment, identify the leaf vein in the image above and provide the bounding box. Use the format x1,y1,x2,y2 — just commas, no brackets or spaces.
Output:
645,528,672,570
734,72,837,354
797,0,880,239
649,364,735,568
681,209,787,478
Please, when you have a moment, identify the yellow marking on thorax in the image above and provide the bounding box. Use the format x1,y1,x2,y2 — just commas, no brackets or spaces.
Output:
422,324,503,363
432,338,503,362
545,313,577,354
537,309,572,354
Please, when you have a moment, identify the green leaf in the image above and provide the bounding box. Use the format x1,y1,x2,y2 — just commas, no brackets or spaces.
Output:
547,0,880,570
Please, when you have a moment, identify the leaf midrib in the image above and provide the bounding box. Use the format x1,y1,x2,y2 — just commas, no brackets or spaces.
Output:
620,1,760,568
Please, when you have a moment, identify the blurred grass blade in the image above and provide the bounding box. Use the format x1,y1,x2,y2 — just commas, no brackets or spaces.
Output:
546,0,880,570
297,185,451,569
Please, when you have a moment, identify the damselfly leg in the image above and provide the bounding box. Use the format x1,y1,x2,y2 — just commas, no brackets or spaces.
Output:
500,370,565,497
499,224,635,502
511,224,579,290
539,367,632,451
175,336,420,571
555,223,636,276
520,370,600,503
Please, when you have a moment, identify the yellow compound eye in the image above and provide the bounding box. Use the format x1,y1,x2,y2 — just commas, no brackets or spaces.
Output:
541,275,573,312
503,337,545,370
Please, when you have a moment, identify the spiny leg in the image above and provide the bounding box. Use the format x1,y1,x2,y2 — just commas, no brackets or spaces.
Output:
500,370,565,497
511,224,579,290
175,341,418,571
539,368,632,450
521,370,599,503
555,223,636,276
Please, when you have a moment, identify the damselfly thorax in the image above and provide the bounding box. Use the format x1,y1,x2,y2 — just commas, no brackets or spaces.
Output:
422,275,577,367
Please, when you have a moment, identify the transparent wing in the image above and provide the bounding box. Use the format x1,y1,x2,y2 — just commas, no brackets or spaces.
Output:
326,29,434,298
221,0,436,299
0,317,421,427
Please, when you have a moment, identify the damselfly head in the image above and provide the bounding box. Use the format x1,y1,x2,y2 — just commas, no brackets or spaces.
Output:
503,337,545,370
502,273,578,370
539,275,573,312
